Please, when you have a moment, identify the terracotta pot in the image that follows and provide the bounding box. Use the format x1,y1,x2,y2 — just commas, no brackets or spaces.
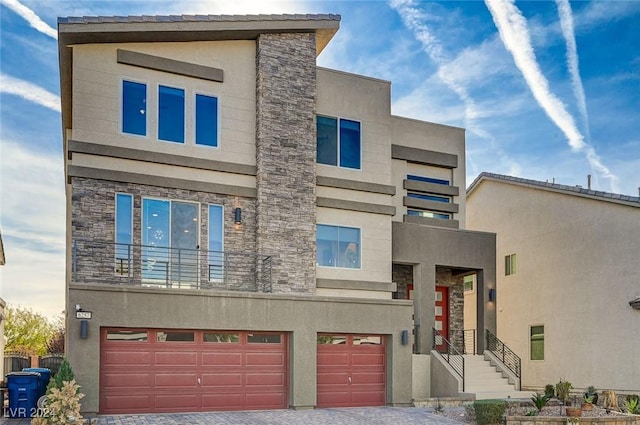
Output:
566,407,582,417
582,403,594,411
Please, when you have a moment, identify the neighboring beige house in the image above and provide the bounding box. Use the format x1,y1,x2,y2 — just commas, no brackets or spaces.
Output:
58,14,502,415
466,172,640,393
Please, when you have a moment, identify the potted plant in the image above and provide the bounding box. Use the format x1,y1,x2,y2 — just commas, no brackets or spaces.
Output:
556,380,573,406
582,394,594,411
566,396,582,417
584,386,598,405
545,384,555,399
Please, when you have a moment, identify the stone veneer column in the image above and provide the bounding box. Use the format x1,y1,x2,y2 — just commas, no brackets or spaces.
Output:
255,33,317,293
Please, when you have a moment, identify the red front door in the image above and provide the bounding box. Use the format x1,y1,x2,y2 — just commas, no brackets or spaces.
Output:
435,286,449,352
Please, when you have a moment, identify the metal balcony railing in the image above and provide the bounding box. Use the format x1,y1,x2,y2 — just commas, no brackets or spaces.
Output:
486,329,521,388
432,328,465,391
72,240,272,292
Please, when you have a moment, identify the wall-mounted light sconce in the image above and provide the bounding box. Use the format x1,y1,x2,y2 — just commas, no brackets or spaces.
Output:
234,208,242,224
401,330,409,345
80,320,89,339
488,288,496,302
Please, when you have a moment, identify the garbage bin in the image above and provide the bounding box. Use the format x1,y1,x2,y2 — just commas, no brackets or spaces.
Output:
22,367,52,398
7,371,40,418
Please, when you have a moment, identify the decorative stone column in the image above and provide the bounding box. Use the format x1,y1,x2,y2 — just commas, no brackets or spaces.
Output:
255,33,318,294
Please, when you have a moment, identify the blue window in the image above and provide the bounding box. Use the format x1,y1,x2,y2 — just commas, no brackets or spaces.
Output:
208,205,224,280
407,192,450,203
142,199,170,281
122,81,147,136
407,210,451,220
158,85,185,143
317,224,361,269
115,193,133,273
407,175,449,185
317,116,361,169
196,94,219,147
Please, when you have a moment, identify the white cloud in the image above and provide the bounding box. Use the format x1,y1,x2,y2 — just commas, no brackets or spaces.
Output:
0,73,61,112
0,0,57,39
484,0,618,192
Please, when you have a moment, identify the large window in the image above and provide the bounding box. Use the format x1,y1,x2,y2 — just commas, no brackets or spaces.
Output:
122,81,147,136
316,224,361,269
317,116,361,169
208,204,224,280
196,94,218,147
158,85,185,143
530,325,544,360
115,193,133,273
505,253,517,275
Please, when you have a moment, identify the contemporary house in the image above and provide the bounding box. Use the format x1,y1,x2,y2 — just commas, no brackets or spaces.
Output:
59,14,502,415
466,173,640,393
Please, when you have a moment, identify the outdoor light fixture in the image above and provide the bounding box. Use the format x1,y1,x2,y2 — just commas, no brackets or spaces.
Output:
80,320,89,339
401,330,409,345
234,208,242,224
488,288,496,302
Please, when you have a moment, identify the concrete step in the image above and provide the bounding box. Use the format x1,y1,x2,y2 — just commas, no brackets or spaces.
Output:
463,355,524,400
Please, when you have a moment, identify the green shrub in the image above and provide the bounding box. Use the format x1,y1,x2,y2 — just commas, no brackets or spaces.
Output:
555,380,572,404
532,392,551,411
544,384,555,398
47,358,75,393
625,396,640,415
474,399,507,425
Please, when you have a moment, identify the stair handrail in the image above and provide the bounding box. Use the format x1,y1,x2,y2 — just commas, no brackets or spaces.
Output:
432,328,465,391
485,329,521,389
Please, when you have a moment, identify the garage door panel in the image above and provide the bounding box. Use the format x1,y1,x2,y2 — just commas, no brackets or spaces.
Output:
154,351,198,366
245,392,286,409
102,372,152,388
202,352,243,366
201,393,244,410
317,372,348,385
317,391,350,405
154,393,199,410
245,372,285,386
201,373,243,387
155,373,198,388
245,352,285,366
351,390,385,404
351,353,384,365
351,372,384,384
102,394,152,412
103,350,152,366
317,352,349,365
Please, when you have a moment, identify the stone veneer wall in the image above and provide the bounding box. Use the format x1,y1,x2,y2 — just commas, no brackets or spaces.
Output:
255,33,318,294
71,178,256,284
393,264,413,300
436,267,464,352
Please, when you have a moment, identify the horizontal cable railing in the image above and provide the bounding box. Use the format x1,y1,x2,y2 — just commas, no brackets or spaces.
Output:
486,329,521,388
432,328,464,391
72,240,272,292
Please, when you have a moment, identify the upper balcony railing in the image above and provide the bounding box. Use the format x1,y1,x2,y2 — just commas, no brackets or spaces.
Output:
72,240,272,293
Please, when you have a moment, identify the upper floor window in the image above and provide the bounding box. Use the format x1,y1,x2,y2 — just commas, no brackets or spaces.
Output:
158,85,185,143
530,325,544,360
316,224,361,269
122,80,147,136
196,94,219,147
407,210,451,220
407,192,451,203
317,115,361,170
407,174,449,185
505,253,516,275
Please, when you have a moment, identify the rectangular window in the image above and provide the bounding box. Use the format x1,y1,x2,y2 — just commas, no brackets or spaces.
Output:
158,85,185,143
122,80,147,136
407,192,451,203
505,253,517,275
107,330,148,341
115,193,133,275
407,174,449,185
316,224,361,269
247,334,281,344
157,331,195,342
407,210,451,220
530,325,544,360
463,275,474,292
208,204,224,281
204,333,239,343
196,94,218,147
317,116,361,169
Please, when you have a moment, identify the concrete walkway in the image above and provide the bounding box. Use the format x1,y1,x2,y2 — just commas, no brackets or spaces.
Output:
1,407,468,425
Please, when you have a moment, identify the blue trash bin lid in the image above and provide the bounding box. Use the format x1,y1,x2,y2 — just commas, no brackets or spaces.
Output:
7,372,40,377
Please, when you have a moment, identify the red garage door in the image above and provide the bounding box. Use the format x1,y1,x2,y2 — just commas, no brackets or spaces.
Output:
100,328,287,414
317,334,386,408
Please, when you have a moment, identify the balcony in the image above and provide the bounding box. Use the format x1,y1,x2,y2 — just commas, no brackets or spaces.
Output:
72,240,272,292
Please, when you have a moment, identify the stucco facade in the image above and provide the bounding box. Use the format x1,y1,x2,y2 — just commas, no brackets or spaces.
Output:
466,173,640,392
59,14,495,414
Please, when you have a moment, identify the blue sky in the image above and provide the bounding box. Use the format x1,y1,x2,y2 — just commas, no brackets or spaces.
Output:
1,0,639,318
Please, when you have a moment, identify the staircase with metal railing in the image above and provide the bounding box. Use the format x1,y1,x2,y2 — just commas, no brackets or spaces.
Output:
432,328,465,392
485,329,521,390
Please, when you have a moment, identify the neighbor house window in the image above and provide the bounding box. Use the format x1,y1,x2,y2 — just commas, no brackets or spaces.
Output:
115,193,133,274
317,115,361,169
505,253,517,275
530,325,544,360
122,80,147,136
195,94,218,147
316,224,361,268
158,85,185,143
208,204,224,281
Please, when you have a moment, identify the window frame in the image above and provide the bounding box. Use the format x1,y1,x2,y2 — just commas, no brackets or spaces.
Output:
316,115,362,170
316,223,362,270
505,253,517,276
529,324,544,361
194,91,221,148
121,79,148,138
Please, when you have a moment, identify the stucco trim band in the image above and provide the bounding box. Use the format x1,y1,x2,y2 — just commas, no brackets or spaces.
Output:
391,144,458,168
317,197,396,215
68,165,257,198
317,176,396,195
404,197,459,214
68,140,257,176
117,49,224,82
316,278,397,292
404,180,459,197
403,214,459,229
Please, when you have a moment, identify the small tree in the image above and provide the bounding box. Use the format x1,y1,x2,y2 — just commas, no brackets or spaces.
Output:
48,358,75,392
5,306,56,355
31,380,84,425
